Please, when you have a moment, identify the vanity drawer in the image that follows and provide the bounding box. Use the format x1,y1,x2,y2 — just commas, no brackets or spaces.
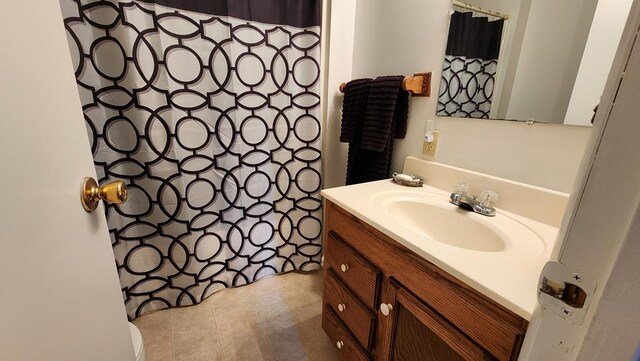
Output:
326,231,380,309
322,305,371,361
324,268,376,350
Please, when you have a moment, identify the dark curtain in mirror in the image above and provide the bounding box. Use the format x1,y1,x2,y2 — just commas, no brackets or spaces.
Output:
438,11,504,118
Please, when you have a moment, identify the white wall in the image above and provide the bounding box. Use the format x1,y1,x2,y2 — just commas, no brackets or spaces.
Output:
576,206,640,360
505,0,598,123
564,0,634,126
322,0,356,189
323,0,592,193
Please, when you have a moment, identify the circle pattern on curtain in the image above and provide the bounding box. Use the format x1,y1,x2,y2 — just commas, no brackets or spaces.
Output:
61,0,322,318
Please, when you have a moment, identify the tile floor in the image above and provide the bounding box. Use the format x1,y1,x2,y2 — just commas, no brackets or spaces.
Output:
133,271,342,361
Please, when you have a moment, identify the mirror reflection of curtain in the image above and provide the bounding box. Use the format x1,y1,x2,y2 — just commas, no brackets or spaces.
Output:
438,11,504,118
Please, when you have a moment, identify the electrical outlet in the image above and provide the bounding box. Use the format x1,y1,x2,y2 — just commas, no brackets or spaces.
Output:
422,130,440,157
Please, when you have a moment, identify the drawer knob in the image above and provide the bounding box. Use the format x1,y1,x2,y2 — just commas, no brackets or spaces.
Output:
340,264,349,272
337,303,346,312
336,341,344,349
380,303,393,316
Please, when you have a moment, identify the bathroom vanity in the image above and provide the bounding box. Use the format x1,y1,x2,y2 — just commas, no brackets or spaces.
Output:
320,158,567,361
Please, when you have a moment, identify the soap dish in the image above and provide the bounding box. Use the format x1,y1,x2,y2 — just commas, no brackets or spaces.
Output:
392,172,424,187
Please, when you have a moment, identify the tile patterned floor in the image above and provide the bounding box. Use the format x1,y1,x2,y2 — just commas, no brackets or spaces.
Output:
133,271,342,361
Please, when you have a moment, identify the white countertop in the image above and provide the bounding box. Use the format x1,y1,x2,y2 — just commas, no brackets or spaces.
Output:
322,179,560,320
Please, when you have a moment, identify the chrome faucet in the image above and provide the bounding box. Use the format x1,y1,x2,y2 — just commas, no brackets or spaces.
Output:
450,183,499,217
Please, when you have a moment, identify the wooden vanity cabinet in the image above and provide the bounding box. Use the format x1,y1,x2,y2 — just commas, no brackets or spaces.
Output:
376,279,497,361
321,200,528,361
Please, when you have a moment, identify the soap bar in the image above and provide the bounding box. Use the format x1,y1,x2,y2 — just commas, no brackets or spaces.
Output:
394,173,413,182
392,173,424,187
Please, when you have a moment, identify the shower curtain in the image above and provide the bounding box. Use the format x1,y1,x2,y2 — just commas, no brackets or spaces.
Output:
61,0,322,319
437,11,504,118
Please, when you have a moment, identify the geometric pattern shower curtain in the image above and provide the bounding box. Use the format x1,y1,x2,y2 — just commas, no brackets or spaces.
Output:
437,11,504,119
60,0,322,319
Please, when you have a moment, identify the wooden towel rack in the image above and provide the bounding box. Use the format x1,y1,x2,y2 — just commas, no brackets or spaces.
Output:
339,72,432,97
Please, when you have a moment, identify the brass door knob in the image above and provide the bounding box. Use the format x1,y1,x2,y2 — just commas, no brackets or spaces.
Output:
80,177,128,212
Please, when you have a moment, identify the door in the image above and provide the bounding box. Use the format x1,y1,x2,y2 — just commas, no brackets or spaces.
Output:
0,2,135,361
376,279,495,361
520,1,640,360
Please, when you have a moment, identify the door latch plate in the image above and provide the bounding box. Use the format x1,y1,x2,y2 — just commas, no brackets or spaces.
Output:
537,261,596,324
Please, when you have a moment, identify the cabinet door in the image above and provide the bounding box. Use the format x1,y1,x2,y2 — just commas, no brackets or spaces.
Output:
376,279,496,361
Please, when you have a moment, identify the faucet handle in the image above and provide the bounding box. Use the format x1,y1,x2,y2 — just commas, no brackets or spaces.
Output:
453,182,469,195
479,190,499,208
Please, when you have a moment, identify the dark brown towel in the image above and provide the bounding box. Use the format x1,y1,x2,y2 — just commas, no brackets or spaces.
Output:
361,76,408,151
340,78,372,143
339,76,409,185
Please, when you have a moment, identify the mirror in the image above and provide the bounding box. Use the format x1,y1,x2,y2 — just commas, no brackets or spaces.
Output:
437,0,632,126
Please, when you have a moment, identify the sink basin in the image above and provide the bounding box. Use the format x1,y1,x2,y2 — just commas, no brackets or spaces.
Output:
371,191,545,257
386,200,505,252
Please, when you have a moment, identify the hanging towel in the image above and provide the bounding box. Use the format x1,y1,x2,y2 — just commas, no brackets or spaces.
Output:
340,78,372,185
340,76,409,185
361,76,409,151
340,78,372,143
